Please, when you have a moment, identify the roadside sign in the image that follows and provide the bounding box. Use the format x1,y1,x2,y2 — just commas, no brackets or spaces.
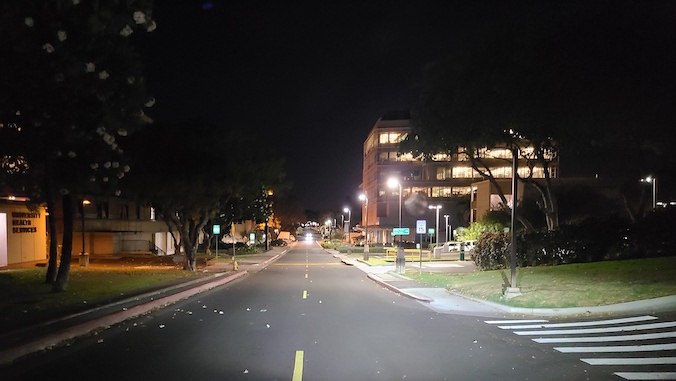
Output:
392,227,410,235
212,224,220,235
416,220,426,234
428,228,434,235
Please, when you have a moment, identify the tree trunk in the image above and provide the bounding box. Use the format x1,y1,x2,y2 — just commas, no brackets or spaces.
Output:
52,194,74,292
44,176,59,283
203,231,213,256
182,225,197,271
540,156,559,231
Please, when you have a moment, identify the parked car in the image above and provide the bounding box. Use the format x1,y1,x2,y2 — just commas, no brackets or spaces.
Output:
443,240,475,252
443,241,461,251
463,240,476,251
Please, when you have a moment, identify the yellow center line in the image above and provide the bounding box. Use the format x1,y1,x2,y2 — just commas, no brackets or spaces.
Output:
302,290,307,299
305,273,308,278
292,350,304,381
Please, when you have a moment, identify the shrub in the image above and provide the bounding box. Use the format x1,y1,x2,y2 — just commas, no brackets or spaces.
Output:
472,231,511,270
472,210,676,271
456,220,505,242
629,209,676,258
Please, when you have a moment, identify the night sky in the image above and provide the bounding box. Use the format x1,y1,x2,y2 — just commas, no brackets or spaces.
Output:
137,1,676,212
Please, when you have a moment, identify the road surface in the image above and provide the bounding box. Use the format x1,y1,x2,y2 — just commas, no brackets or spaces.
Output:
3,241,675,380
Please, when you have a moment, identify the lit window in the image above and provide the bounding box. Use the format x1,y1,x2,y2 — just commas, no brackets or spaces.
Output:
398,153,416,161
431,153,451,161
489,166,512,178
431,187,452,197
379,132,404,144
452,186,472,196
452,167,474,178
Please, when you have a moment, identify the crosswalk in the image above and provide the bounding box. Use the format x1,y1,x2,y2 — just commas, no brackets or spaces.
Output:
485,315,676,380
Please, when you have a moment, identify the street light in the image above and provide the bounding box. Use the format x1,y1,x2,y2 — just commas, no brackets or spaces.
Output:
80,199,91,267
641,176,657,211
387,177,404,274
343,207,351,249
359,193,369,260
443,214,450,243
429,205,442,247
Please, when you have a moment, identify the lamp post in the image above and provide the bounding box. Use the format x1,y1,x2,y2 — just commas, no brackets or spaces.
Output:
80,199,91,267
429,205,442,258
443,214,449,243
641,176,657,211
506,146,521,298
343,207,351,253
387,177,404,274
359,193,369,260
428,205,442,246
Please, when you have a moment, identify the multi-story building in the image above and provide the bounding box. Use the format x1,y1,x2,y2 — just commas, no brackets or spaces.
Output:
359,111,558,245
63,195,175,257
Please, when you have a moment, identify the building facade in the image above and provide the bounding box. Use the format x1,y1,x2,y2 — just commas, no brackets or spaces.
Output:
60,196,176,257
0,196,47,267
360,112,558,245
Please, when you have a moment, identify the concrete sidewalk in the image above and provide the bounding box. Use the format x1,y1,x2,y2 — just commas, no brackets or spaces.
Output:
0,246,289,366
330,250,676,318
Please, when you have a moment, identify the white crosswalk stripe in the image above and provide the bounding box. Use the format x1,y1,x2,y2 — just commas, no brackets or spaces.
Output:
615,372,676,380
485,315,676,380
514,321,676,336
497,315,658,330
582,358,676,366
535,331,676,343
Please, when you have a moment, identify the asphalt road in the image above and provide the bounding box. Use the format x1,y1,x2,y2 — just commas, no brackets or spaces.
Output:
3,242,675,380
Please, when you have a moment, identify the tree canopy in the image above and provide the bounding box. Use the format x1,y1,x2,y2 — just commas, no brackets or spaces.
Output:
122,120,287,270
404,1,676,228
0,0,156,290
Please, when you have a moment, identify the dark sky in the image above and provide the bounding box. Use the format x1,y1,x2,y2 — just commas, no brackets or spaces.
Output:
137,1,676,211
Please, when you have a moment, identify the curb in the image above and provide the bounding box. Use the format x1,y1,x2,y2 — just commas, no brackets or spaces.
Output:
0,270,248,366
367,273,434,303
447,291,676,317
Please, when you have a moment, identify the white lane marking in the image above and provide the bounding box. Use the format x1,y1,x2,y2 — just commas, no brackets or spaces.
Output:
485,319,548,324
514,321,676,336
614,372,676,380
535,331,676,343
555,343,676,353
498,316,657,330
582,357,676,365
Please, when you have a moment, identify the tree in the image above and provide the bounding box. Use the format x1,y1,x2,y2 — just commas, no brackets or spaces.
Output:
0,1,156,291
272,195,307,232
122,121,286,270
404,45,565,232
404,2,676,231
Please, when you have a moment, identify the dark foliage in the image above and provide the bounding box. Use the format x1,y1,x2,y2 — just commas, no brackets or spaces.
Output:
472,210,676,270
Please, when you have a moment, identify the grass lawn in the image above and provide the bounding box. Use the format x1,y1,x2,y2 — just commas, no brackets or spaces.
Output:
0,265,207,334
406,257,676,308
